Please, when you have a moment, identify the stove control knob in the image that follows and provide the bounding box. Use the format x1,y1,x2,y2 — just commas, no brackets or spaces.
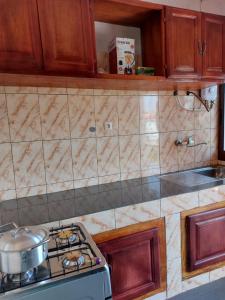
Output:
95,257,102,265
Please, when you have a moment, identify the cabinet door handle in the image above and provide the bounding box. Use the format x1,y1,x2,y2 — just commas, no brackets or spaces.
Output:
198,41,203,55
202,41,207,56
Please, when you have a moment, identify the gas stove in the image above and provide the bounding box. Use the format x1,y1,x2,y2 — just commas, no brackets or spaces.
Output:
0,223,112,300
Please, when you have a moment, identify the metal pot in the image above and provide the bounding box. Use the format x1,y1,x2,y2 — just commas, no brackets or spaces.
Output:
0,226,49,274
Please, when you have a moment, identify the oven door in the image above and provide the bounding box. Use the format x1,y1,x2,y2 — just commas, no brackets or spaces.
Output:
3,270,112,300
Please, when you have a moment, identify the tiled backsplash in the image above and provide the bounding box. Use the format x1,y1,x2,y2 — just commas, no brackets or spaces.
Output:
0,86,218,201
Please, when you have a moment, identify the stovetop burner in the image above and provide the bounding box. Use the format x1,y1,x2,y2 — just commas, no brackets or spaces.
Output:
62,252,85,269
0,223,105,295
56,229,78,245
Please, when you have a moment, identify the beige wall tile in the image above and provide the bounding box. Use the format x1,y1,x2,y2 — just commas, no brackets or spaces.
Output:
68,95,95,138
141,133,160,170
7,94,41,142
210,147,218,161
0,143,15,190
95,96,118,137
160,132,178,170
167,257,182,298
74,177,98,189
210,266,225,281
16,185,46,198
0,94,10,143
98,174,120,184
119,135,140,173
72,138,98,180
166,213,181,261
39,95,70,140
195,107,211,130
67,210,116,234
43,140,73,184
176,96,195,131
118,96,139,135
47,181,74,193
161,192,199,216
211,128,218,148
159,95,178,132
161,165,179,174
140,95,159,133
141,167,160,177
0,189,16,202
210,101,219,129
120,170,141,180
38,87,67,94
0,86,5,93
117,90,139,96
195,129,211,163
182,273,209,292
115,201,160,228
177,131,195,168
97,136,120,176
12,141,45,188
5,86,37,94
199,186,225,206
94,89,118,96
67,88,93,95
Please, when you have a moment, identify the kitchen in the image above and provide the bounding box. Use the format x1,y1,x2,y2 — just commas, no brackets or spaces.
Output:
0,0,225,299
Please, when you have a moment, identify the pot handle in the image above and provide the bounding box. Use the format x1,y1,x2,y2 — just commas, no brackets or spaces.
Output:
27,238,50,251
11,227,31,238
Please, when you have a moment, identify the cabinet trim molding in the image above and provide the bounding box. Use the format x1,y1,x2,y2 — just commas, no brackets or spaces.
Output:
93,218,166,300
181,201,225,279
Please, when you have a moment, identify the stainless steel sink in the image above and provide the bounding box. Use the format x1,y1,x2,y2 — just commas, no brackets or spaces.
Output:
193,166,225,179
160,171,218,187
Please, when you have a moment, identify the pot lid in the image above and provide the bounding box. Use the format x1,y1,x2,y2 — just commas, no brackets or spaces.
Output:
0,226,49,252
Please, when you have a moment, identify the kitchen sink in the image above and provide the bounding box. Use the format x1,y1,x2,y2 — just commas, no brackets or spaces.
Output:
193,166,225,179
160,167,225,188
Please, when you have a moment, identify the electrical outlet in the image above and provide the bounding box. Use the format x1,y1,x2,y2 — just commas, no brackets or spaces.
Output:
105,122,113,130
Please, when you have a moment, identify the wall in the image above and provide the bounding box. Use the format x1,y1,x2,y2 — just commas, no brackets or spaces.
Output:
0,86,218,202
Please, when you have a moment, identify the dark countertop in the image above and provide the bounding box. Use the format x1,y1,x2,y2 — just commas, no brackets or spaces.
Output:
1,168,224,227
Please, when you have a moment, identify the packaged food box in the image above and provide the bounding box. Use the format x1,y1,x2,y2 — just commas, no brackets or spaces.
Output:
109,37,135,74
136,66,155,76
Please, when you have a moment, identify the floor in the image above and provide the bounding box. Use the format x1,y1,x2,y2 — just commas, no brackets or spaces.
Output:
170,278,225,300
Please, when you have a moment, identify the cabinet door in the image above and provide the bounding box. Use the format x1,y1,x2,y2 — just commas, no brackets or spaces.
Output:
187,207,225,271
166,7,202,79
37,0,96,75
98,229,161,300
0,0,43,72
202,13,225,78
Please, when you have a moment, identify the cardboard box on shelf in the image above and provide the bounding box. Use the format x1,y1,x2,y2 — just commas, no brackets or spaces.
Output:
109,37,135,75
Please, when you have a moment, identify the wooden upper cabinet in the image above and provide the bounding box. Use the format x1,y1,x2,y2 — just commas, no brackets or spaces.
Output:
98,229,161,300
37,0,96,75
186,207,225,272
165,7,202,79
202,13,225,79
0,0,43,72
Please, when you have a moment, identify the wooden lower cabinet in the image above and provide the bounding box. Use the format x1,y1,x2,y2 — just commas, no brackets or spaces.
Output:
187,207,225,271
93,219,166,300
182,203,225,278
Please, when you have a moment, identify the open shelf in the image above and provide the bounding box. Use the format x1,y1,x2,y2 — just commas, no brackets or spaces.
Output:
93,0,165,76
0,73,220,91
93,0,163,26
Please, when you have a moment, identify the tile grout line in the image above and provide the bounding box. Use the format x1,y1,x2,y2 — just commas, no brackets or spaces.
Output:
4,91,17,200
